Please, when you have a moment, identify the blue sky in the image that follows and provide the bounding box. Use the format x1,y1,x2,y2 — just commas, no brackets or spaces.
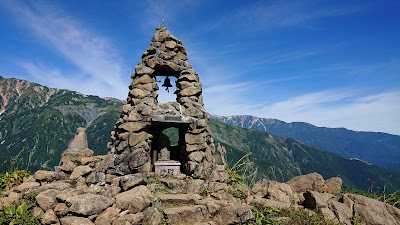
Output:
0,0,399,135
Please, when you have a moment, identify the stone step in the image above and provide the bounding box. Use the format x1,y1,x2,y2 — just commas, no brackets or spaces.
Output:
163,205,208,225
155,193,202,207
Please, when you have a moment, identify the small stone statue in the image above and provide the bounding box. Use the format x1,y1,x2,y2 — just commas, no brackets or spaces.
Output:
59,127,93,168
68,127,88,150
158,147,170,161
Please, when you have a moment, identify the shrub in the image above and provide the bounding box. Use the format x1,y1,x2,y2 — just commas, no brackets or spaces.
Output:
0,170,30,191
226,186,246,199
0,201,41,225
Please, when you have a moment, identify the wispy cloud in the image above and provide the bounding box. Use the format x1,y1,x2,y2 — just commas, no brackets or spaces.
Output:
250,50,321,67
314,59,400,77
19,62,121,97
3,1,128,98
203,82,265,116
208,0,366,32
262,89,400,135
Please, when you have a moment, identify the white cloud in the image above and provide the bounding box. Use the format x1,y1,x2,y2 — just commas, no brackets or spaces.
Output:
3,1,129,98
262,89,400,135
203,81,265,116
209,0,365,32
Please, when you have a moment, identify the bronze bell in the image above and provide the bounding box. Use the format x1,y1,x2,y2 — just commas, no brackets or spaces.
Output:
162,76,173,91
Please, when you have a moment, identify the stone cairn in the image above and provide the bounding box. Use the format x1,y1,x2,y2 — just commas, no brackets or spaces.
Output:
107,27,226,181
59,128,94,172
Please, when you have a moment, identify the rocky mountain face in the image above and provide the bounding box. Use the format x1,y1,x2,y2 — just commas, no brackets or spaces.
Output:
211,114,400,172
1,76,400,193
0,76,122,172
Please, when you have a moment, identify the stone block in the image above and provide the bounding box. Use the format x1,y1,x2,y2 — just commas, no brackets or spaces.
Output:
154,161,181,177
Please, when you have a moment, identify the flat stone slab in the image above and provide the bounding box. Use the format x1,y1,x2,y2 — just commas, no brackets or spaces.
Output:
154,160,181,177
163,205,208,224
155,193,201,206
152,114,196,124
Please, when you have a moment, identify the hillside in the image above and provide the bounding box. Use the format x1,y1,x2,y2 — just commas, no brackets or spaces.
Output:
211,114,400,172
0,76,121,172
210,119,400,193
1,76,400,192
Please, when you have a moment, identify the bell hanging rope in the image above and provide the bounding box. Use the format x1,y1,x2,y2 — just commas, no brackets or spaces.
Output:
162,76,173,92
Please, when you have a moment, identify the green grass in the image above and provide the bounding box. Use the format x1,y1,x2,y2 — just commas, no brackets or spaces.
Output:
342,188,400,209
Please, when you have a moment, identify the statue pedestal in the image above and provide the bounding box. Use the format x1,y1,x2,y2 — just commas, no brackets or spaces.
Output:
154,160,181,177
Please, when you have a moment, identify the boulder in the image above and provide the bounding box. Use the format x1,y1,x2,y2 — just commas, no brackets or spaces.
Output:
128,148,149,169
94,207,121,225
34,170,55,182
69,193,114,216
60,216,95,225
143,207,164,225
155,193,201,206
214,205,254,225
115,185,152,214
286,173,325,193
36,189,60,211
347,194,400,225
120,173,147,191
14,181,40,192
40,181,71,191
187,179,205,194
69,165,93,180
327,200,352,225
163,205,208,225
252,179,295,204
250,197,292,209
60,148,94,166
41,209,59,225
54,203,69,217
112,213,144,225
322,177,342,194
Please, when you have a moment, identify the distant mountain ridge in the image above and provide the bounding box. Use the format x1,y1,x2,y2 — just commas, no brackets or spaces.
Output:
211,114,400,172
1,76,400,192
0,76,122,172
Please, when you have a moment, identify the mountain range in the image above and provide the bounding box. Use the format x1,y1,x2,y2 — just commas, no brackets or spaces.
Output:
211,115,400,172
1,76,400,192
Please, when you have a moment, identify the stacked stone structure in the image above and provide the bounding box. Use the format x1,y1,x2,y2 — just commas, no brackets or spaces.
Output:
108,27,225,181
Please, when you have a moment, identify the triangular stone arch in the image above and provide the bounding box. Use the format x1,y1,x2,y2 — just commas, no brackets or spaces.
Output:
108,27,227,181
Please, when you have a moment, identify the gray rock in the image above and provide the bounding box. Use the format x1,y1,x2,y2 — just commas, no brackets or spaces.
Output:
36,189,60,211
347,194,400,225
60,216,95,225
112,213,144,225
120,173,147,191
115,185,152,214
94,207,121,225
41,209,59,225
322,177,342,194
69,193,114,216
70,165,93,180
34,170,55,182
252,178,295,204
143,207,163,225
286,173,325,193
54,203,69,217
163,205,208,225
214,205,254,225
15,181,40,192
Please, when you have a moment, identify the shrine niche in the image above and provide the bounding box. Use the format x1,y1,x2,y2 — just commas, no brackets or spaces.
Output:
107,27,227,181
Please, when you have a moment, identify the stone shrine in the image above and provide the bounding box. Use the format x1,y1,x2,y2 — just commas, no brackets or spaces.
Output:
108,27,226,181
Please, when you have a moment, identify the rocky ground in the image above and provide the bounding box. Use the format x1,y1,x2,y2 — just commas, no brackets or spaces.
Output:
1,146,400,225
